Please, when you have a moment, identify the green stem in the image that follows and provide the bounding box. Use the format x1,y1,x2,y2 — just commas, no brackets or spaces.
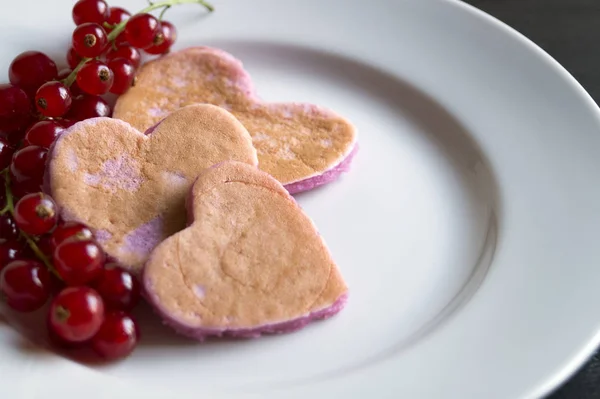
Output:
1,170,60,278
159,5,171,20
61,0,214,88
107,0,214,42
62,57,90,87
22,232,60,279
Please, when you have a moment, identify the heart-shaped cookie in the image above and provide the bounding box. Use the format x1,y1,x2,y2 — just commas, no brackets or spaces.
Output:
143,161,348,339
46,104,258,274
113,47,358,193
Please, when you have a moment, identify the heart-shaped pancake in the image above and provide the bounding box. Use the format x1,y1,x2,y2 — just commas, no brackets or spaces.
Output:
143,161,348,339
113,47,358,193
46,104,258,274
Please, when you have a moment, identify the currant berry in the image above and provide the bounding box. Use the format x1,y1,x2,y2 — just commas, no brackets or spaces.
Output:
106,7,131,28
60,120,78,129
145,21,177,55
0,84,32,133
0,214,19,241
67,47,83,70
50,221,93,251
76,60,114,95
0,240,26,271
72,0,109,26
94,264,140,311
10,178,43,199
48,286,105,342
9,51,58,95
72,23,108,58
107,58,135,95
105,45,141,69
124,13,160,49
114,32,130,47
35,82,72,117
54,238,105,286
36,235,54,260
14,193,58,236
23,121,64,148
0,259,51,312
10,145,47,181
91,311,139,360
67,94,111,121
0,137,16,169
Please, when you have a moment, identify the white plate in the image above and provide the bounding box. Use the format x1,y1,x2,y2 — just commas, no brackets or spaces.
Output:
2,0,600,398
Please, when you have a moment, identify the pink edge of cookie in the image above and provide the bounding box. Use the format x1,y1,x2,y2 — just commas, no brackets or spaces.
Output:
143,277,347,341
284,143,359,194
142,165,348,340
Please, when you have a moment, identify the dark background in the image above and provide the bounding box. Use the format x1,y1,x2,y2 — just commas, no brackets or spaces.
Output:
462,1,600,398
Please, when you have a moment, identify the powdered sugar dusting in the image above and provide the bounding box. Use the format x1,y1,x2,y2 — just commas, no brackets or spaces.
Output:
320,138,333,148
66,149,79,172
148,107,170,118
83,173,101,186
275,143,296,160
123,216,164,257
84,155,143,192
193,285,206,299
95,229,112,243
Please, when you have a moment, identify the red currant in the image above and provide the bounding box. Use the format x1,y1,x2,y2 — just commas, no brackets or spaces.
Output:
14,193,58,236
10,145,47,182
67,47,83,70
0,240,26,271
35,82,72,118
10,178,43,199
9,51,58,95
113,32,130,47
23,121,64,149
60,120,78,129
94,264,140,311
0,137,16,169
54,238,105,286
50,221,93,251
107,58,135,95
36,235,54,260
0,131,26,147
106,45,141,69
0,259,51,312
145,21,177,55
0,214,19,241
67,94,111,121
48,286,105,342
72,23,108,58
57,69,83,97
124,13,160,49
0,84,32,133
72,0,109,26
91,311,139,360
107,7,131,28
76,60,114,95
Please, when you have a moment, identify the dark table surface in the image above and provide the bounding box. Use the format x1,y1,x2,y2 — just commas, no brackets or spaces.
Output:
462,1,600,398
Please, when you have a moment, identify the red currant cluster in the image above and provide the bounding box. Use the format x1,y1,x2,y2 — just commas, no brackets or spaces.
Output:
0,0,213,361
1,191,141,360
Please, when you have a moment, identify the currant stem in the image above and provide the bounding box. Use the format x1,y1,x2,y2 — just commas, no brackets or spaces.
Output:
1,169,61,279
22,232,60,279
1,169,14,215
159,5,171,20
61,0,214,89
61,57,91,88
107,0,214,42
